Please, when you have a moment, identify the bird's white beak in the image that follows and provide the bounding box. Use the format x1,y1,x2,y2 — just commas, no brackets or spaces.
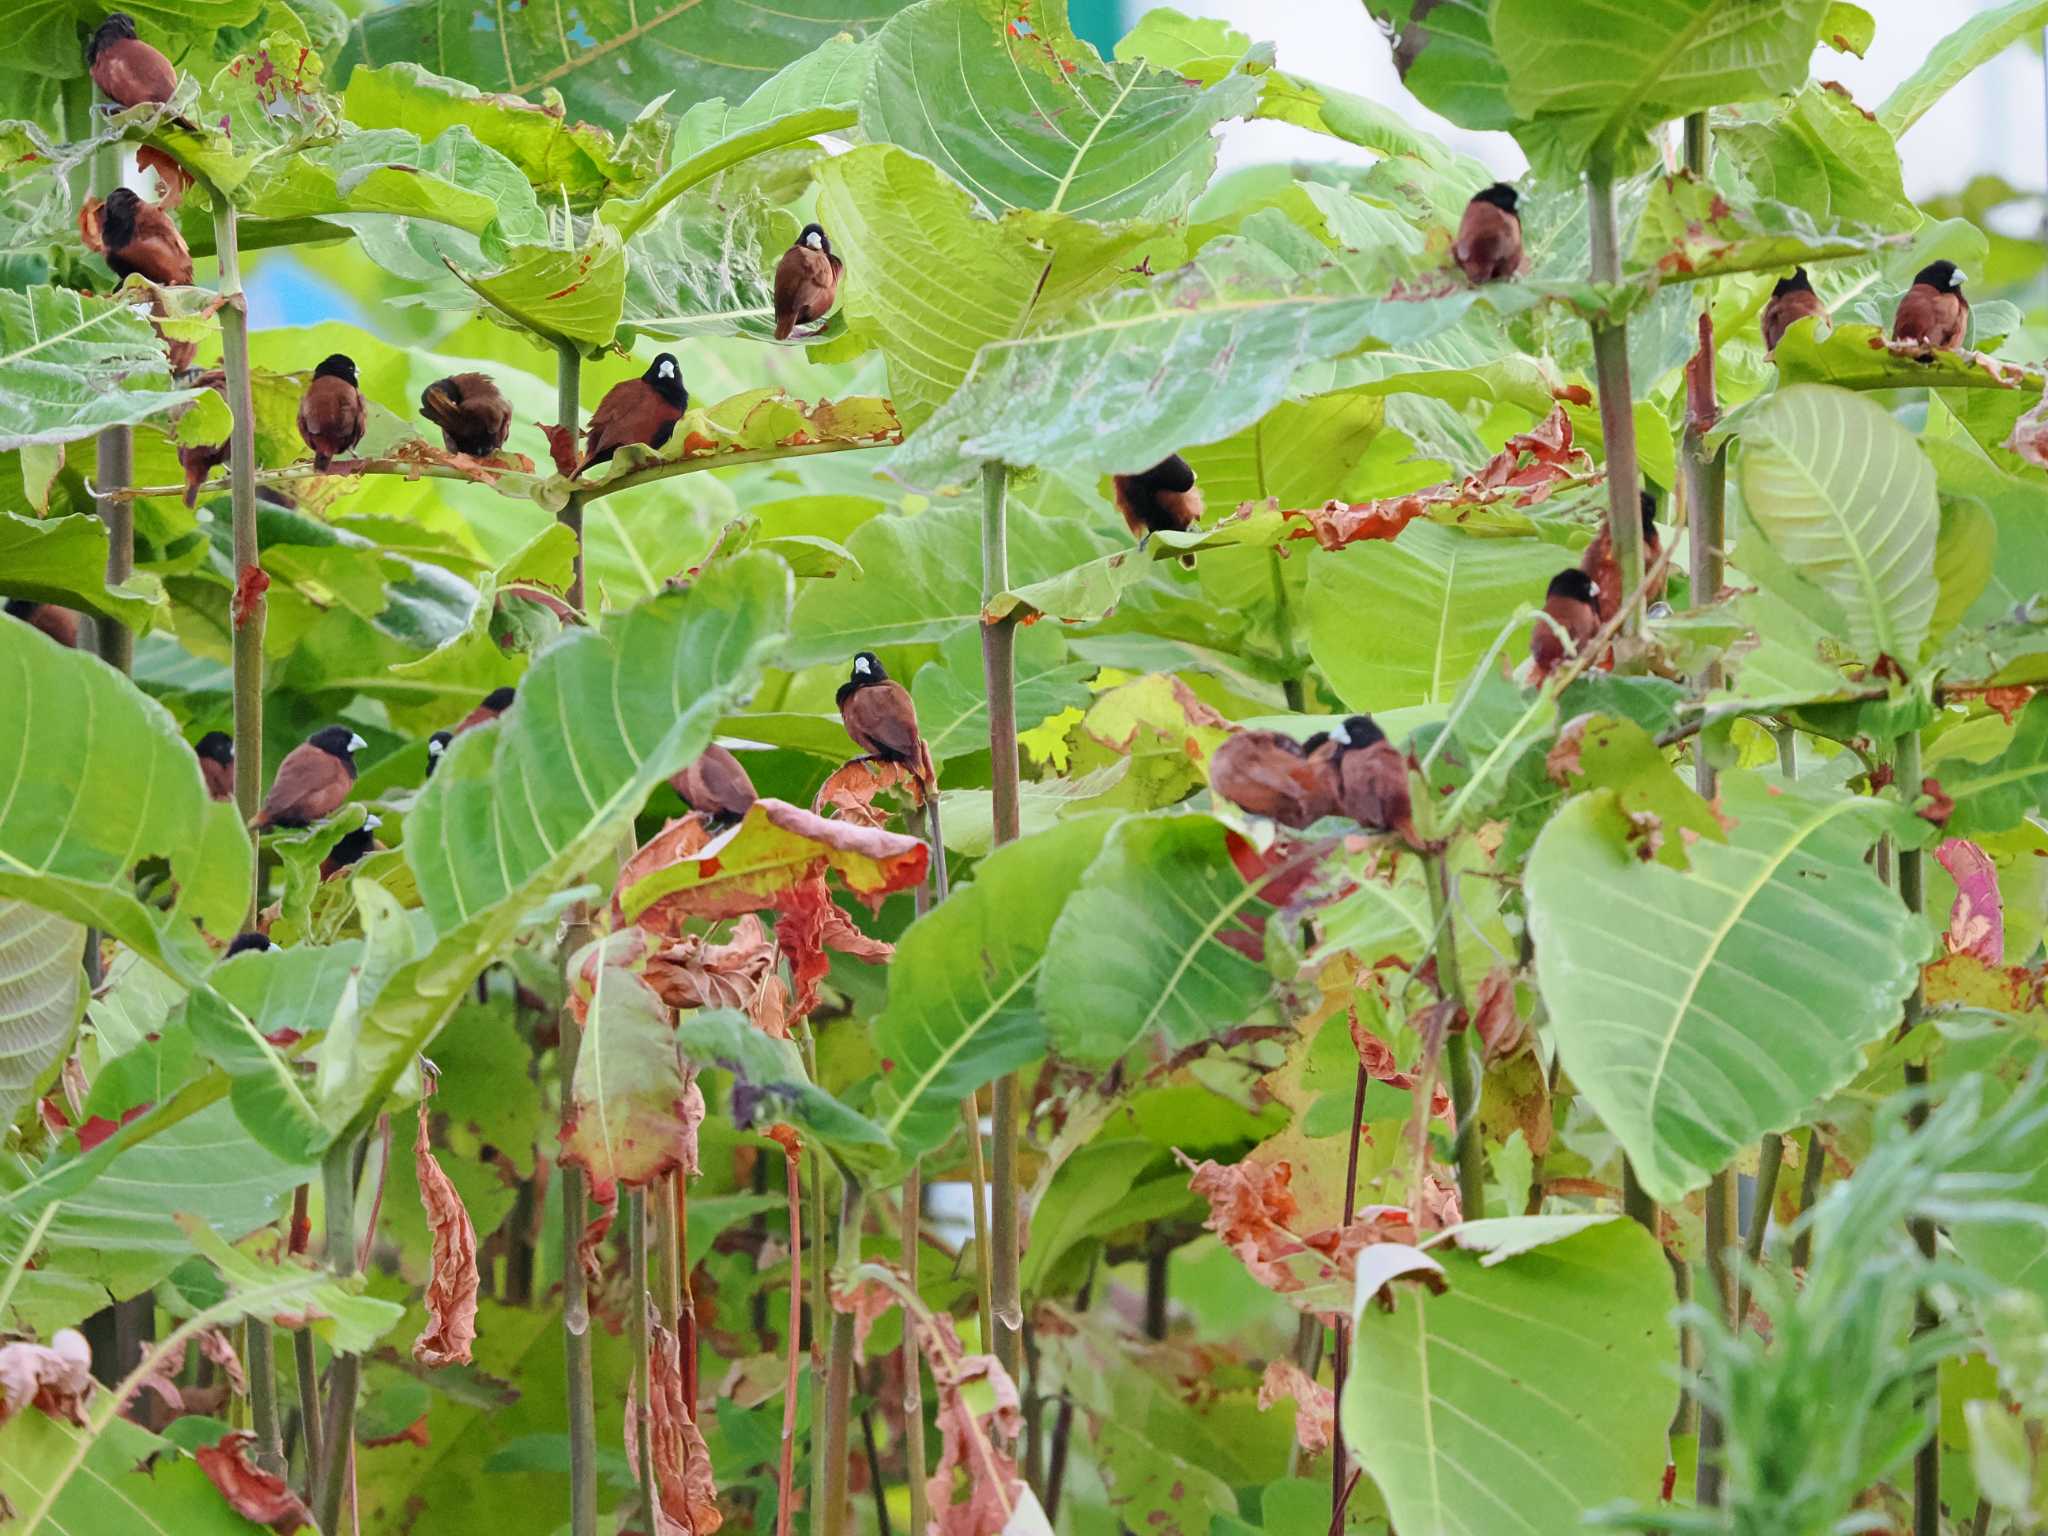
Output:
1331,724,1351,746
1952,269,1968,288
363,814,382,831
427,740,444,757
347,733,366,752
1588,581,1600,598
854,657,871,675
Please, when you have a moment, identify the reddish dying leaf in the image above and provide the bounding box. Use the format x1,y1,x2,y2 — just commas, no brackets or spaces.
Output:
1936,838,2003,964
198,1328,248,1396
774,871,894,1019
918,1310,1025,1536
1418,1173,1464,1232
627,1301,724,1534
78,197,107,255
1348,1010,1451,1123
578,1179,618,1286
538,421,579,476
1917,776,1955,828
137,144,191,205
0,1329,93,1428
830,1276,898,1354
193,1431,314,1534
1470,965,1524,1061
413,1093,480,1368
561,935,705,1188
811,758,926,826
232,564,270,630
1181,1155,1308,1292
644,913,791,1039
1981,685,2035,725
1258,1359,1335,1454
362,1414,431,1449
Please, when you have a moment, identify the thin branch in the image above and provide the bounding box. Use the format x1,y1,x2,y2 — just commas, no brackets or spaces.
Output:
901,1170,930,1536
629,1192,659,1536
777,1140,802,1536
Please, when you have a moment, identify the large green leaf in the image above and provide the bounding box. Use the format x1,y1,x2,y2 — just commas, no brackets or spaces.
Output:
1771,322,2039,392
1360,0,1513,131
1525,774,1921,1203
1880,0,2048,137
675,1007,891,1164
619,194,794,346
861,0,1259,220
1306,522,1561,709
315,553,792,1142
0,1411,279,1536
0,287,199,451
1713,83,1917,232
1491,0,1831,172
1737,384,1940,664
872,813,1115,1158
561,937,693,1188
1342,1218,1677,1536
0,513,164,632
1941,694,2048,840
0,622,250,982
453,224,626,352
13,0,261,79
338,0,913,134
0,899,82,1130
1039,813,1276,1066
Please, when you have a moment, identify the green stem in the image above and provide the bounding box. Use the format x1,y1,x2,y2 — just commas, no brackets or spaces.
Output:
294,1324,321,1490
312,1141,360,1536
1268,551,1306,711
90,132,132,676
556,342,585,609
1791,1127,1825,1271
961,1091,993,1350
901,1169,929,1536
1585,161,1645,640
821,1181,865,1536
1697,1164,1739,1507
803,1032,830,1535
1423,851,1485,1220
1895,729,1936,1536
245,1320,282,1477
1739,1132,1785,1323
628,1191,659,1536
211,194,264,894
654,1173,681,1333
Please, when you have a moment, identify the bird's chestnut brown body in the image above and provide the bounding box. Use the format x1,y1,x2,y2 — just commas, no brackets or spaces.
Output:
671,744,758,826
1453,184,1522,284
87,16,177,109
255,725,363,828
420,373,512,458
773,224,842,341
297,355,366,472
1208,731,1337,829
577,354,687,476
1760,269,1827,354
98,187,191,287
836,653,935,792
194,731,235,802
5,601,79,648
1530,568,1601,680
1892,261,1969,352
1579,490,1663,625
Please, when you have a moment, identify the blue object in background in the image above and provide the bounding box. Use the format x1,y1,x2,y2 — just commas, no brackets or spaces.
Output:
246,254,366,332
1068,0,1129,55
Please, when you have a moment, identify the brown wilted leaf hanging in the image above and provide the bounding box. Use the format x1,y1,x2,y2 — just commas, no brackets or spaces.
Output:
775,871,894,1018
413,1092,480,1368
193,1431,315,1534
1181,1156,1308,1292
538,420,580,476
628,1300,723,1534
198,1328,248,1395
0,1328,93,1427
644,913,791,1039
919,1310,1026,1536
1258,1359,1335,1453
811,757,925,825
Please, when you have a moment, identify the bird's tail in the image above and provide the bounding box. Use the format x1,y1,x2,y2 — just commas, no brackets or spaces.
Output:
774,314,795,342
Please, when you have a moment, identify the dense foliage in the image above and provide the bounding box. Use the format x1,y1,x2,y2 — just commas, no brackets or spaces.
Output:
4,2,2048,1534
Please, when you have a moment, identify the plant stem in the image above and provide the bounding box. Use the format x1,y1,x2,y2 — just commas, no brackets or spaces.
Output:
288,1182,321,1490
555,342,585,607
821,1182,865,1536
312,1140,360,1536
961,1089,994,1348
1332,1060,1368,1515
777,1142,802,1536
801,1031,830,1533
246,1319,283,1476
860,1390,894,1536
92,426,133,672
1896,729,1937,1536
1697,1164,1738,1507
1791,1127,1826,1271
1738,1132,1785,1326
211,194,264,893
628,1191,658,1536
1268,551,1306,712
901,1168,929,1536
1423,851,1485,1219
654,1172,681,1333
1585,161,1645,639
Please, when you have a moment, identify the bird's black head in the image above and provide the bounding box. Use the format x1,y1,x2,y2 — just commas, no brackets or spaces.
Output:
1472,183,1520,217
1639,488,1659,542
425,729,452,777
313,353,358,385
100,186,143,244
481,686,516,711
328,815,381,868
1547,567,1599,606
644,352,688,410
1330,714,1386,751
848,651,887,687
308,724,366,765
225,930,271,958
3,600,31,620
798,223,832,256
1141,453,1197,493
194,730,233,766
87,13,139,63
1773,268,1814,298
1913,260,1965,292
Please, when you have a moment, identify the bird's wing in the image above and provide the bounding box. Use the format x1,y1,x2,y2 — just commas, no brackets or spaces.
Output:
259,745,347,824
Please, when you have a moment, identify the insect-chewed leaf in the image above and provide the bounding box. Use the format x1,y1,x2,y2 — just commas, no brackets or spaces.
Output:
559,933,701,1191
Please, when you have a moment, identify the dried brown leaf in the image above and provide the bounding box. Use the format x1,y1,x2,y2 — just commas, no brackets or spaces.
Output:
194,1431,314,1533
645,914,791,1039
628,1301,723,1534
919,1311,1024,1536
414,1093,480,1367
0,1329,93,1427
812,757,925,825
197,1328,247,1396
1258,1359,1335,1454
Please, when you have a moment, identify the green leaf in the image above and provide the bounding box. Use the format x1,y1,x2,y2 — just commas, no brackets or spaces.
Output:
0,622,251,982
1526,773,1921,1203
675,1007,891,1163
453,223,626,352
872,814,1115,1158
1737,384,1940,664
1040,813,1275,1066
0,287,200,451
619,194,793,346
315,553,791,1143
1713,83,1917,232
0,899,83,1130
177,1213,405,1352
1307,522,1561,709
1492,0,1831,172
338,0,914,134
1879,0,2048,137
1941,694,2048,840
912,626,1094,762
1342,1217,1677,1536
1770,320,2039,391
0,1411,278,1536
561,938,693,1187
0,513,163,633
1359,0,1513,131
861,0,1259,220
1821,1,1876,53
12,0,262,79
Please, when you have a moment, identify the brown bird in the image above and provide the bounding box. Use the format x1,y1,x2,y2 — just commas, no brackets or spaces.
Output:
1453,183,1523,284
1208,730,1338,829
1327,715,1420,847
5,601,79,648
254,725,364,829
297,354,366,473
1529,568,1601,681
98,187,192,287
224,931,272,958
671,743,757,828
835,651,935,793
773,223,843,341
420,372,512,458
1112,454,1204,568
86,14,176,110
193,730,234,802
1892,260,1969,353
455,686,515,734
177,371,228,507
1579,489,1663,625
425,729,453,777
576,353,687,477
1760,268,1827,355
321,815,382,880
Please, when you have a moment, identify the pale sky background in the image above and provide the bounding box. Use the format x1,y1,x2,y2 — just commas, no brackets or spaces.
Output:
1182,2,2045,206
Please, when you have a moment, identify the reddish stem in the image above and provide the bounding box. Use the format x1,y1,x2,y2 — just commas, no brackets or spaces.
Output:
777,1138,803,1536
1332,1060,1368,1514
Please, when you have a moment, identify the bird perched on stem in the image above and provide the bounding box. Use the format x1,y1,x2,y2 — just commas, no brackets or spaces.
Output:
194,730,234,801
1529,568,1601,682
1208,730,1337,829
86,14,176,109
1112,454,1204,567
836,652,935,794
576,354,687,476
671,744,757,829
5,601,79,647
297,354,366,472
424,730,452,777
255,726,364,829
225,931,271,958
1891,261,1969,354
456,687,515,734
1760,268,1827,355
1579,489,1662,625
97,187,191,286
773,223,842,341
322,815,382,880
1453,183,1523,284
420,373,512,459
1325,715,1420,848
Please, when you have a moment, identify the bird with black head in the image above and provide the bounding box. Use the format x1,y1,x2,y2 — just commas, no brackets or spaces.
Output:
1112,454,1204,567
193,730,234,802
457,687,516,734
577,354,688,476
97,186,191,287
1529,568,1601,681
1892,260,1969,354
836,652,935,794
298,355,366,472
1578,489,1663,625
255,726,365,829
1454,184,1523,284
774,224,843,341
1761,268,1827,355
86,14,176,109
1326,715,1420,848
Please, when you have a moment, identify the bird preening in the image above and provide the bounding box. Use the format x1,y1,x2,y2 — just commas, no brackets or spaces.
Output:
1578,488,1663,627
671,744,758,829
577,354,688,476
97,186,191,287
1454,183,1523,285
1892,260,1969,354
1529,568,1601,681
1207,730,1337,830
254,725,364,829
420,373,513,459
1112,454,1204,567
297,354,366,473
773,223,843,341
